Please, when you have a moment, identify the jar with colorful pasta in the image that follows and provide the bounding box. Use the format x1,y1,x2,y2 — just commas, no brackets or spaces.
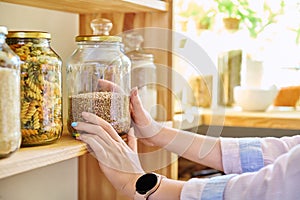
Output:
6,31,62,146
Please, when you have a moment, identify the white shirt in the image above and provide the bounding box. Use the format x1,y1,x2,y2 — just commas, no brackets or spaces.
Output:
180,135,300,200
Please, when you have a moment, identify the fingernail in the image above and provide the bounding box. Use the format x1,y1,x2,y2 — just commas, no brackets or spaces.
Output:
71,122,78,127
72,132,80,137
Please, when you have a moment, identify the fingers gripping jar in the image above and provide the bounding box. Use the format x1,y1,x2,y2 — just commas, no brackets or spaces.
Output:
67,19,131,136
0,26,21,158
7,31,63,146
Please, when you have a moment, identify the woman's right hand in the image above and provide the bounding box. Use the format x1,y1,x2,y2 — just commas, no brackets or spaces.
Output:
130,87,163,146
97,79,163,146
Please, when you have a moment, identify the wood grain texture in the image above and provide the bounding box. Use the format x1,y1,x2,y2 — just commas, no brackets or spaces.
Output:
78,154,130,200
0,135,87,179
1,0,169,13
201,108,300,130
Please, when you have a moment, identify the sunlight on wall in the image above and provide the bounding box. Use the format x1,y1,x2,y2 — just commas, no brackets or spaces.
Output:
173,0,300,111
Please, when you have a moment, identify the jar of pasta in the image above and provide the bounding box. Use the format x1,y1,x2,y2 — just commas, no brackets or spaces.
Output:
66,18,131,137
7,31,62,146
0,26,21,158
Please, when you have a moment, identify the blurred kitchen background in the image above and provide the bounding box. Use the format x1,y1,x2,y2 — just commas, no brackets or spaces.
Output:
172,0,300,112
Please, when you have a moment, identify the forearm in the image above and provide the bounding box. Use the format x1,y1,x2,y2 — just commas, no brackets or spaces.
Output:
149,178,185,200
150,126,223,171
261,135,300,165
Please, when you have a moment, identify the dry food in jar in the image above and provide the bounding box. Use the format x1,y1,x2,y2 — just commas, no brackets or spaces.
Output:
0,26,21,158
67,18,131,137
7,31,62,146
68,92,130,135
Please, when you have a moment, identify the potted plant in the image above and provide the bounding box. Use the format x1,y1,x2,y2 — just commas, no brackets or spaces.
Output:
214,0,245,30
178,1,216,30
215,0,284,37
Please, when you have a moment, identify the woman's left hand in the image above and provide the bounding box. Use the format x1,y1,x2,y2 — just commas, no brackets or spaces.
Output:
72,112,144,198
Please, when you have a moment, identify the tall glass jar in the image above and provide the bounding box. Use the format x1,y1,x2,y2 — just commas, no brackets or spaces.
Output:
124,32,157,119
129,53,157,119
7,31,63,146
0,26,21,158
66,27,131,136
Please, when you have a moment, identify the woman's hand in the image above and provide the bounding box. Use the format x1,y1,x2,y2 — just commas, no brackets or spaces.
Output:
129,87,164,146
72,112,144,198
97,79,163,146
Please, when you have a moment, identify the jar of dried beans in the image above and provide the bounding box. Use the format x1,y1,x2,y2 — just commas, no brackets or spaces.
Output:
0,26,21,158
7,31,63,146
66,18,131,137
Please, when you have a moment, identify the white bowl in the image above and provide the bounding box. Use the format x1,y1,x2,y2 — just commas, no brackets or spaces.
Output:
234,86,278,111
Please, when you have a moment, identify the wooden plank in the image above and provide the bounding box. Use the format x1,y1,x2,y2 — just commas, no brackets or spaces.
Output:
0,135,87,179
78,153,130,200
201,108,300,130
1,0,168,13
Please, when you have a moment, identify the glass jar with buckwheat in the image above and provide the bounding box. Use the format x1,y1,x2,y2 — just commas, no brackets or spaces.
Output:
66,18,131,138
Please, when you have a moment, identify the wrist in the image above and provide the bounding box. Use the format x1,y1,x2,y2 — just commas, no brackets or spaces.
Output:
133,173,165,200
121,173,144,198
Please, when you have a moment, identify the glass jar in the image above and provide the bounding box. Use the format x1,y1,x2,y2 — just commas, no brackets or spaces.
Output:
66,20,131,136
124,32,157,119
130,53,157,119
7,31,63,146
0,26,21,158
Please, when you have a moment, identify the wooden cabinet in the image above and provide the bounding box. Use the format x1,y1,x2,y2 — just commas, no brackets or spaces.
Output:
0,0,175,199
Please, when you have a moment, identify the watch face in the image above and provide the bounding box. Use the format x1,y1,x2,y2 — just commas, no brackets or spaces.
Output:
136,173,158,195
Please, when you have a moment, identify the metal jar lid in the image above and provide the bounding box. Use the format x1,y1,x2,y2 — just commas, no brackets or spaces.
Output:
7,31,51,39
75,35,122,42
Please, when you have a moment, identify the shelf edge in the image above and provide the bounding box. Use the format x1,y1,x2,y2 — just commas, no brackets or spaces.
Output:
0,136,88,179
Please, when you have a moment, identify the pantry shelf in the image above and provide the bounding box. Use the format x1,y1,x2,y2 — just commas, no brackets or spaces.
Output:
201,108,300,130
1,0,169,13
0,135,87,179
174,107,300,130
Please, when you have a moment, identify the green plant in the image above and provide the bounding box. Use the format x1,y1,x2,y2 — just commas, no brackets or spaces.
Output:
215,0,284,38
179,2,216,29
243,2,284,38
215,0,243,19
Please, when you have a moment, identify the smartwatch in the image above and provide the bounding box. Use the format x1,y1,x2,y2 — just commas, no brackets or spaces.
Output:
134,173,164,200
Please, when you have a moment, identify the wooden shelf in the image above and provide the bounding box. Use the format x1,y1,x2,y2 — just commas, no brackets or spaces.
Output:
1,0,169,13
174,107,300,130
0,135,87,179
201,107,300,130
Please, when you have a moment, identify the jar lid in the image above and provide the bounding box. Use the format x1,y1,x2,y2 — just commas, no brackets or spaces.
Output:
75,35,122,42
0,26,8,35
129,52,154,61
7,31,51,39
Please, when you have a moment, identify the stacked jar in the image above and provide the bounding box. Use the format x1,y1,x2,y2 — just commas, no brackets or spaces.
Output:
66,18,131,137
7,31,63,146
0,26,21,158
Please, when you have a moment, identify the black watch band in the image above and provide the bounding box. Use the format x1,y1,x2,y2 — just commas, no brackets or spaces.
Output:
134,173,164,200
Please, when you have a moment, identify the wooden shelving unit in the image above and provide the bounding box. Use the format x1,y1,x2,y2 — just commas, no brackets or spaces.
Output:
174,107,300,130
0,135,87,179
0,0,169,13
1,1,174,199
201,107,300,130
